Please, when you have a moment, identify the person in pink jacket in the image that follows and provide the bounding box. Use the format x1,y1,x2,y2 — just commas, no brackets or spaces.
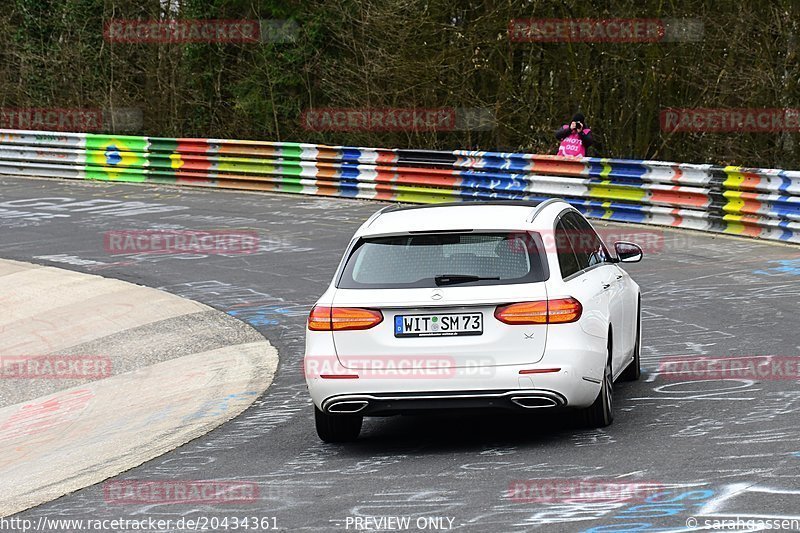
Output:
555,112,594,157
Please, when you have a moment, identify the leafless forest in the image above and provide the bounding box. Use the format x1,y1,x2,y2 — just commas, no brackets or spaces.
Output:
1,1,797,167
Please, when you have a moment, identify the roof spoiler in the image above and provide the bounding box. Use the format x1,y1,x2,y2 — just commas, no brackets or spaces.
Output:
526,198,565,222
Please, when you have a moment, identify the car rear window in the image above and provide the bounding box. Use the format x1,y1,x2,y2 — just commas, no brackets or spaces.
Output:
337,232,548,289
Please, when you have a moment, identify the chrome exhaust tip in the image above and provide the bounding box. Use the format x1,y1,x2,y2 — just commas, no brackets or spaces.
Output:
510,396,559,409
327,400,369,414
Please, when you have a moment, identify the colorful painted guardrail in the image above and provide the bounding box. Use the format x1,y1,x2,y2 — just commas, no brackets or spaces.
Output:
0,129,798,243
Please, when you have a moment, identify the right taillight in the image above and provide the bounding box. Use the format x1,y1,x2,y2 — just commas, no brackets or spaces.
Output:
494,301,548,324
546,297,582,323
307,305,384,331
494,297,582,325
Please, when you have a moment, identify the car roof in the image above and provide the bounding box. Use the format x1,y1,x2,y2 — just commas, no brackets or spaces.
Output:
358,199,571,236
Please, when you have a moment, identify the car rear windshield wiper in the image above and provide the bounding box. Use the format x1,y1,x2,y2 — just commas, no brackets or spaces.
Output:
434,274,500,286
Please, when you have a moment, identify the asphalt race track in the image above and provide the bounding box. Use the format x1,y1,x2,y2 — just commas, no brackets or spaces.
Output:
2,175,800,532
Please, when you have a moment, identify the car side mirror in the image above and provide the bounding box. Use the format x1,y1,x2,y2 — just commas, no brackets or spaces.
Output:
614,241,643,263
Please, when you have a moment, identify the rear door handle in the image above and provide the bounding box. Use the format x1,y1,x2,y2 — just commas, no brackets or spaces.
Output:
616,274,623,280
602,283,611,290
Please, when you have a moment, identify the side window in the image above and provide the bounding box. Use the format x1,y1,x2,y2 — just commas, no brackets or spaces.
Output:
566,212,609,267
555,218,580,278
562,215,591,271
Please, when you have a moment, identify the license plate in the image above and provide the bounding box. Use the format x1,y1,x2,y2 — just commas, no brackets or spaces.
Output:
394,313,483,337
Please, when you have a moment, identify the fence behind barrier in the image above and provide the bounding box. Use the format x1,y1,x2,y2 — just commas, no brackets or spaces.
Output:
0,129,798,243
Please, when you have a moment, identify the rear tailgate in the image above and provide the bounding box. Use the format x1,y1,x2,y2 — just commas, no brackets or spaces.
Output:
331,284,548,368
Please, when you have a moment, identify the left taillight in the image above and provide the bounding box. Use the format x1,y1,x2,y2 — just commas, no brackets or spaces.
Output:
307,305,384,331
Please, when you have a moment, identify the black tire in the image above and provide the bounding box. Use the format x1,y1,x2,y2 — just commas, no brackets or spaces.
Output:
620,301,641,381
314,406,362,443
583,345,614,428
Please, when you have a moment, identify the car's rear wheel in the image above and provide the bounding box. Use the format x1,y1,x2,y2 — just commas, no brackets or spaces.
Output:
315,406,362,442
620,300,641,381
583,342,614,428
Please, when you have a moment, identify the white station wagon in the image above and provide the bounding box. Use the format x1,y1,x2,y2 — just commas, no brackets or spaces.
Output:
304,200,643,442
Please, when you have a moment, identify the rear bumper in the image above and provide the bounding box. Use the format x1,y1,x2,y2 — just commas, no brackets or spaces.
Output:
321,389,568,415
306,360,602,414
